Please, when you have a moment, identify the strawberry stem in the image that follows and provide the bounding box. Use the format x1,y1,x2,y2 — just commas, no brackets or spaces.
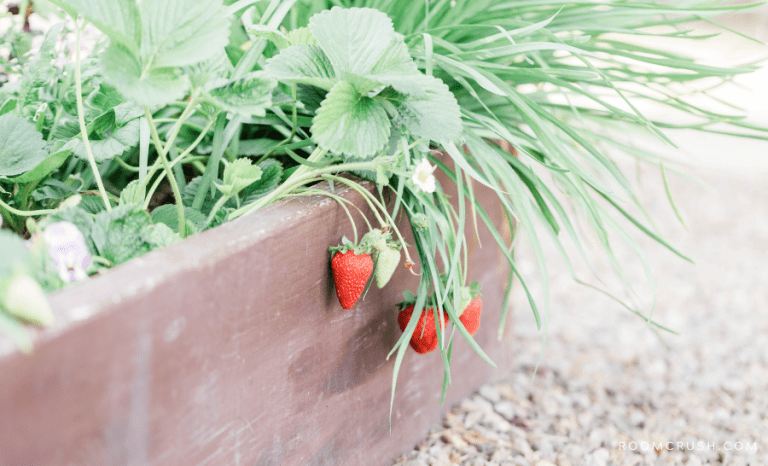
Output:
321,175,386,226
229,152,393,220
74,19,110,212
142,115,216,210
144,104,198,238
290,188,372,243
0,199,55,217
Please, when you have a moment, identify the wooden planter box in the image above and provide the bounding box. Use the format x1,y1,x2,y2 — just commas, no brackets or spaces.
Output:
0,175,514,465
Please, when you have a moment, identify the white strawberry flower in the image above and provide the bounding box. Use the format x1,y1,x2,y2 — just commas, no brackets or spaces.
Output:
42,221,90,283
411,159,437,193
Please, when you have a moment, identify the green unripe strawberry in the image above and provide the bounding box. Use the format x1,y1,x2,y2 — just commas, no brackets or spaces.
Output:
361,229,402,288
1,273,55,326
374,245,400,288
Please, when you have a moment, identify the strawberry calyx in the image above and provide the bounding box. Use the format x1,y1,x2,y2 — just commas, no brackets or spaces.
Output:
329,236,372,256
361,228,402,253
456,281,482,317
396,290,419,310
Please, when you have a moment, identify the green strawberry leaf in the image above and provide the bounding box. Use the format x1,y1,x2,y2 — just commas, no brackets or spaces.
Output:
140,223,182,249
311,80,390,159
100,42,188,107
0,114,49,177
296,84,327,114
264,45,338,91
138,0,230,69
368,35,419,76
215,158,262,197
49,0,141,55
393,73,462,143
85,0,230,107
372,75,428,99
249,25,290,50
186,54,230,89
16,23,64,111
281,165,299,183
3,148,71,185
339,72,380,95
183,176,216,213
0,99,16,116
206,71,276,117
286,27,317,47
364,35,425,97
242,159,283,204
65,118,140,163
113,100,144,125
78,196,115,214
64,114,139,162
85,83,125,121
31,179,79,202
308,7,395,76
238,139,280,157
150,204,207,232
91,204,153,265
119,179,143,206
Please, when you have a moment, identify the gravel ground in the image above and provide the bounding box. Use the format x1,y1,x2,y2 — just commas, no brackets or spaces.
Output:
392,127,768,466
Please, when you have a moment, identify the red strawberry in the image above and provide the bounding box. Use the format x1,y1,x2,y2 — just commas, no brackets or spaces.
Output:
459,297,482,335
398,305,446,354
330,238,373,309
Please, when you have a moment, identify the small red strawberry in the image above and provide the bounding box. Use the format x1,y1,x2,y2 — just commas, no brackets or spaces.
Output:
398,305,447,354
457,282,483,335
460,297,482,335
330,237,373,309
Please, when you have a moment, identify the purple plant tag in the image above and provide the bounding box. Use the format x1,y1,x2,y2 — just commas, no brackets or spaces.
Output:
42,221,90,283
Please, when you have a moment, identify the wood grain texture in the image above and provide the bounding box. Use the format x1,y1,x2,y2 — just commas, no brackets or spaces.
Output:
0,174,514,466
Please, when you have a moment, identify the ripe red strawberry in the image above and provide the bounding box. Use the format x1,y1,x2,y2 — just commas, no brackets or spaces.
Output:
459,297,482,335
330,238,373,309
398,305,446,354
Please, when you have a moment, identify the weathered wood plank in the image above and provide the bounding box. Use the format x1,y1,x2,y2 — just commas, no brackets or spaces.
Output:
0,176,514,466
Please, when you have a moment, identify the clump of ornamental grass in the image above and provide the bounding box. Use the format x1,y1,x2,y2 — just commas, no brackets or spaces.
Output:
0,0,766,424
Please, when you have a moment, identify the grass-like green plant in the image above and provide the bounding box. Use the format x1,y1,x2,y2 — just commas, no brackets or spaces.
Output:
274,0,767,417
0,0,766,425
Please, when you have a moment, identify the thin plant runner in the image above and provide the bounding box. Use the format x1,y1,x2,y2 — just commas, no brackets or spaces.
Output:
1,0,767,426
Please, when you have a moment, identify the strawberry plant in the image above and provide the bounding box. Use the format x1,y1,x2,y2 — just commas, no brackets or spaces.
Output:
0,0,767,426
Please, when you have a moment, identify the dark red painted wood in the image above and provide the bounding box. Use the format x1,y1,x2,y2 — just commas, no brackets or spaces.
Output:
0,175,514,466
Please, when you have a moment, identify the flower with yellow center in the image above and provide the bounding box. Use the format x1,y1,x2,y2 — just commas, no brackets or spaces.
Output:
411,159,437,193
